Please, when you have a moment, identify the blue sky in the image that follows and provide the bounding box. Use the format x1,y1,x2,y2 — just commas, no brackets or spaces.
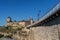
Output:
0,0,59,26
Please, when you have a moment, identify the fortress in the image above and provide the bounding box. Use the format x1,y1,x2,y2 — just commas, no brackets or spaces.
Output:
6,16,34,29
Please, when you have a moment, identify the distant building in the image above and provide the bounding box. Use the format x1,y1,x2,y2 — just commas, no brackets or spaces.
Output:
6,16,34,29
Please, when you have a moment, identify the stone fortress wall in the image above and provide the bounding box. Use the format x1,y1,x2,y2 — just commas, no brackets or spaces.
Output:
28,13,60,40
29,25,60,40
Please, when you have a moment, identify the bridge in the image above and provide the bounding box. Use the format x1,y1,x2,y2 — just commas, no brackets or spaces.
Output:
26,2,60,40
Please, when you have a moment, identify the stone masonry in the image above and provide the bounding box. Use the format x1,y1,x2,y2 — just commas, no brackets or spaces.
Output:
29,25,60,40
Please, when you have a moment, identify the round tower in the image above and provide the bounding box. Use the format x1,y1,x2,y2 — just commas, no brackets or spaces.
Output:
6,16,12,27
30,16,33,25
13,20,17,24
7,16,12,23
12,20,18,27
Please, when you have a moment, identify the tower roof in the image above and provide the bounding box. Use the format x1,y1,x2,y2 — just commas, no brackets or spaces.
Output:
30,16,33,20
8,16,11,18
14,20,16,22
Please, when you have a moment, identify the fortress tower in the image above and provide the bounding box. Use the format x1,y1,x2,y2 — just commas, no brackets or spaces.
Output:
7,16,12,23
30,16,33,25
6,16,12,27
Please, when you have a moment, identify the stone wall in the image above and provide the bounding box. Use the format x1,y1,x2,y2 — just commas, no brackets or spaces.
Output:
29,25,60,40
28,10,60,40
